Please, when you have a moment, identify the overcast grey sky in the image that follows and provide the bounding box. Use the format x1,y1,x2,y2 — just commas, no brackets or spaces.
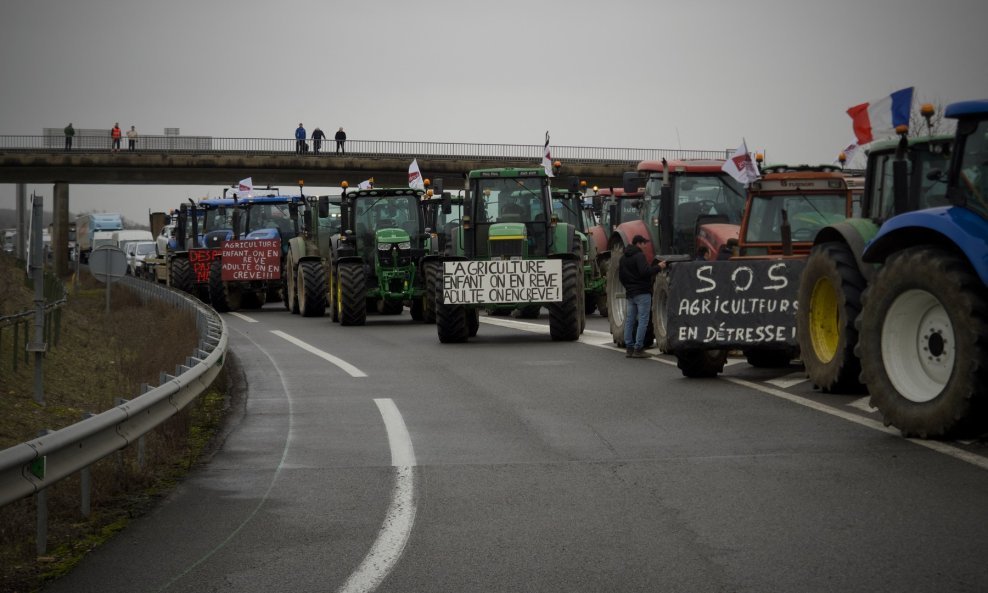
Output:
2,0,986,224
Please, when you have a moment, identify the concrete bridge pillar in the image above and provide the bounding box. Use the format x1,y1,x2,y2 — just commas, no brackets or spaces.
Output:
52,182,69,276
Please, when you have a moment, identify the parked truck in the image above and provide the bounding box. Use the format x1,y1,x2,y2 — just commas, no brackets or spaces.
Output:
855,99,988,438
75,212,123,263
433,167,585,342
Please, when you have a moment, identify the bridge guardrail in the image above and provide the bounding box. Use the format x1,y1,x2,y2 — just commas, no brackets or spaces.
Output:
3,134,731,164
0,276,228,508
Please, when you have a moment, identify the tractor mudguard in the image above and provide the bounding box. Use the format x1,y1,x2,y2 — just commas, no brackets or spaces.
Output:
812,219,880,283
863,206,988,285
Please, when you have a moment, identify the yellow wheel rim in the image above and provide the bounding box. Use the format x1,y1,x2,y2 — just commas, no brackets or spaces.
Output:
809,276,840,363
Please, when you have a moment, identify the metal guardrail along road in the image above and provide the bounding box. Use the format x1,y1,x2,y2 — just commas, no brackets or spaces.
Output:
0,276,228,508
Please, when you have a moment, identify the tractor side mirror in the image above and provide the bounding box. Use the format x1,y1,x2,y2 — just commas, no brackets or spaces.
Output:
318,196,329,218
566,176,580,192
289,203,299,219
232,210,242,240
433,178,444,195
442,193,452,214
622,171,639,193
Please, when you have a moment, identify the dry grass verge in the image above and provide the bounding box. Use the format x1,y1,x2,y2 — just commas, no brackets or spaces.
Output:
0,254,235,593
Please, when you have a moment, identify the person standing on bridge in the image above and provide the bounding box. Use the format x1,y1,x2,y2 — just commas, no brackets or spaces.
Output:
335,127,346,154
312,127,325,154
110,122,122,152
295,123,307,154
127,125,138,151
64,123,74,150
619,235,661,358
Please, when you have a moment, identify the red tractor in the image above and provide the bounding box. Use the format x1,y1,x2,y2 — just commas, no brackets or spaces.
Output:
604,159,747,347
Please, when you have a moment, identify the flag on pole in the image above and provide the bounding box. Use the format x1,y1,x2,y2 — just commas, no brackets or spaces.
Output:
542,131,554,177
834,141,860,167
358,177,374,190
238,177,253,198
846,87,914,145
408,159,425,190
721,140,760,185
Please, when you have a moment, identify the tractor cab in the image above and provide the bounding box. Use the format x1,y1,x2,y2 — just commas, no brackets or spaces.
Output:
464,168,553,259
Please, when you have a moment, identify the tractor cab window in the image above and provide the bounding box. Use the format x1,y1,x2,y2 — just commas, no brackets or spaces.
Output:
475,177,547,224
247,203,294,238
745,193,848,243
202,209,234,233
318,203,342,236
955,118,988,220
354,194,424,251
551,195,583,228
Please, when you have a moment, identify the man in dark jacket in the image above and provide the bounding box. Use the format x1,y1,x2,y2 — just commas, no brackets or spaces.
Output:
335,127,347,153
311,127,325,153
619,235,661,358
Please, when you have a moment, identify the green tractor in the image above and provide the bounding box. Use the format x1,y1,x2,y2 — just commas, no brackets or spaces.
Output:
551,177,606,317
796,132,953,392
284,190,341,317
420,180,464,323
434,167,585,343
327,184,431,326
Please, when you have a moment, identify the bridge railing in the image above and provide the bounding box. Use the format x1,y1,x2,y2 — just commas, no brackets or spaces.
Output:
3,134,731,164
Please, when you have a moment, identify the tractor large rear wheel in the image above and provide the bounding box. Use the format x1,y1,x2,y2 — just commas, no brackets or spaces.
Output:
169,257,194,295
676,349,728,378
651,271,671,353
859,247,988,438
797,242,865,392
338,262,367,326
549,260,582,341
208,259,242,312
606,243,627,345
606,243,653,348
298,260,327,317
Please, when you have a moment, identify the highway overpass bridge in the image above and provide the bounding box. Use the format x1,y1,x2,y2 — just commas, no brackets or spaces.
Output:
1,134,729,274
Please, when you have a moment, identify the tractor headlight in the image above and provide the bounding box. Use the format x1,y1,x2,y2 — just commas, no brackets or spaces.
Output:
397,241,411,250
377,242,392,251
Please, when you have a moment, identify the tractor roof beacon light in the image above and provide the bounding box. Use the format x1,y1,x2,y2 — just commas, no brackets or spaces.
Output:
921,103,936,137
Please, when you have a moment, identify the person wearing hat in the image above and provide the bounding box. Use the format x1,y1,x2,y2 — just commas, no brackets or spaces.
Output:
619,234,661,358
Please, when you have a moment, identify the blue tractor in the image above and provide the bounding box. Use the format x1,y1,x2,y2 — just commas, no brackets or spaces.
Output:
857,100,988,437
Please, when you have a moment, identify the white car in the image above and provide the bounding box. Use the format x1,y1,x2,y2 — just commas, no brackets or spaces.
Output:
126,241,157,276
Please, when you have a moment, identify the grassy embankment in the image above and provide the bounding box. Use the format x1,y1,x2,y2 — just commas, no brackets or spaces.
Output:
0,253,234,593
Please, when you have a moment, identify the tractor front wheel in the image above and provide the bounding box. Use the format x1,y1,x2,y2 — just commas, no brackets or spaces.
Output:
797,242,866,392
549,260,582,341
859,247,988,438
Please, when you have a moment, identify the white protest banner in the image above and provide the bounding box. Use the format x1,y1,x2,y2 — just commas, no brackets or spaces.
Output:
443,259,563,304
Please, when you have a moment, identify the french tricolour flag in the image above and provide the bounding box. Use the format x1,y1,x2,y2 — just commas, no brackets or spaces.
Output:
846,87,914,145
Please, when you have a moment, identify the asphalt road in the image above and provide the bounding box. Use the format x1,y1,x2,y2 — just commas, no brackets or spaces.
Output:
42,306,988,593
